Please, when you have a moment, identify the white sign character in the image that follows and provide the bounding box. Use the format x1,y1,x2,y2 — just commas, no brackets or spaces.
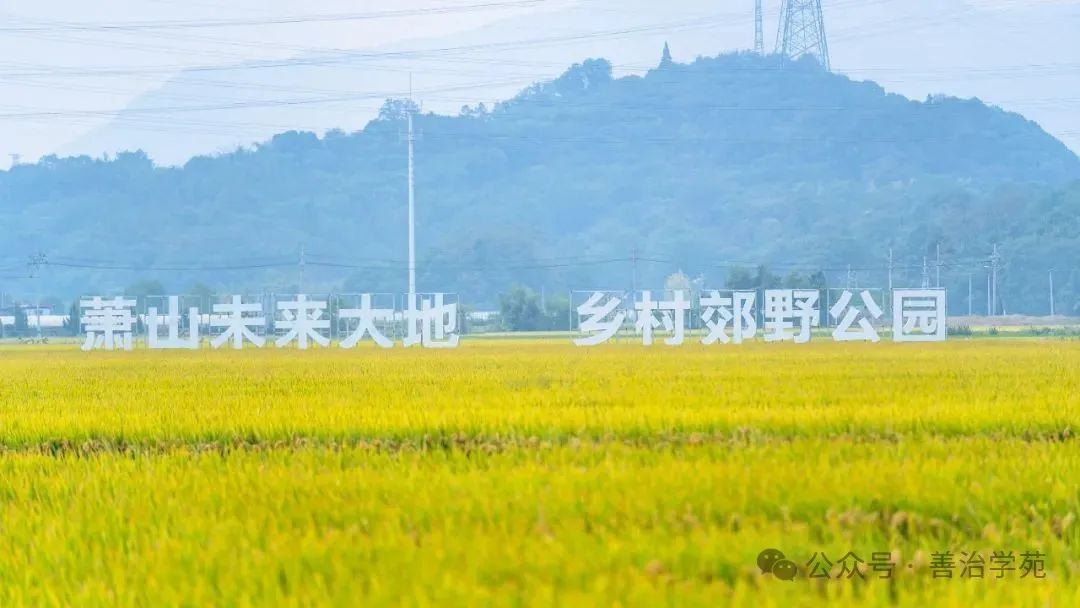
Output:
660,290,691,346
339,294,394,348
893,289,947,342
210,295,266,349
404,293,460,349
634,290,690,346
829,290,884,343
764,289,819,343
275,295,331,349
634,290,661,346
80,296,136,351
147,296,200,350
700,290,757,345
574,292,625,347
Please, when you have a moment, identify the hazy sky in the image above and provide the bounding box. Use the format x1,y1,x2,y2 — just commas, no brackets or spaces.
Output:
1,0,1078,167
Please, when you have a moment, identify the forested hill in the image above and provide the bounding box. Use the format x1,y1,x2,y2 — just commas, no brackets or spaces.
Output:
2,52,1080,313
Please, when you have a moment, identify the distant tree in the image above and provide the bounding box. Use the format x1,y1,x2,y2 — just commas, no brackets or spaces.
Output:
726,266,826,291
780,271,828,289
459,102,489,118
64,300,81,336
377,98,420,121
782,271,810,289
125,281,166,334
726,266,756,290
457,303,471,336
546,58,612,95
543,294,571,332
264,131,320,157
499,286,543,331
498,286,571,331
13,307,28,336
124,279,167,300
664,270,691,293
189,282,214,308
754,266,782,290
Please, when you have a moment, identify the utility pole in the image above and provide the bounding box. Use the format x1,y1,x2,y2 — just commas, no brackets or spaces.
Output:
27,253,46,340
1049,269,1055,317
407,109,417,298
887,248,893,291
298,244,305,293
631,246,639,294
967,274,973,317
935,242,941,288
990,244,1000,317
754,0,764,55
921,257,929,289
846,264,853,289
986,273,991,317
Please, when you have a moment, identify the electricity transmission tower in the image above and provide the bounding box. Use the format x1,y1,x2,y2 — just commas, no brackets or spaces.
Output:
754,0,764,55
775,0,831,71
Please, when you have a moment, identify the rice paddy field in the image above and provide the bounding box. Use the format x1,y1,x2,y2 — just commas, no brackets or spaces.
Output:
0,339,1077,606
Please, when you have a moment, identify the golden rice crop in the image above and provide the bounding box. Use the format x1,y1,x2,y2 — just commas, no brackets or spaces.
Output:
0,339,1076,606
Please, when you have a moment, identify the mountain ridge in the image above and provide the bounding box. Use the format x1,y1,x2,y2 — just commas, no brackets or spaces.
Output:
2,52,1079,314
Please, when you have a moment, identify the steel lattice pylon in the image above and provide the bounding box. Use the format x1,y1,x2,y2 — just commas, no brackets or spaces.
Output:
754,0,764,55
775,0,831,71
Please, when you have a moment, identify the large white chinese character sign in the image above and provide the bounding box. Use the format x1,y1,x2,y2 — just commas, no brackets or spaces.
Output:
829,290,884,343
634,290,691,346
274,294,331,349
80,296,136,351
404,293,460,349
893,289,947,342
69,286,952,354
210,295,266,349
147,295,200,350
338,293,396,349
700,290,757,345
573,291,626,347
763,289,820,343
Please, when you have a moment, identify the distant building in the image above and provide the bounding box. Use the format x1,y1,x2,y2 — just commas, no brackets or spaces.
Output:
0,314,69,334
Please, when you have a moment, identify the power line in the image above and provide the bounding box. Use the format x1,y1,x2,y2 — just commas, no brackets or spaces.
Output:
412,130,1080,146
45,260,296,271
0,2,550,33
16,251,1077,305
0,0,885,67
8,91,1080,123
0,77,533,120
2,94,1077,144
0,16,727,79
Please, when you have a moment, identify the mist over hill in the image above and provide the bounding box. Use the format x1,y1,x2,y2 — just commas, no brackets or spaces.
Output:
2,52,1079,314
